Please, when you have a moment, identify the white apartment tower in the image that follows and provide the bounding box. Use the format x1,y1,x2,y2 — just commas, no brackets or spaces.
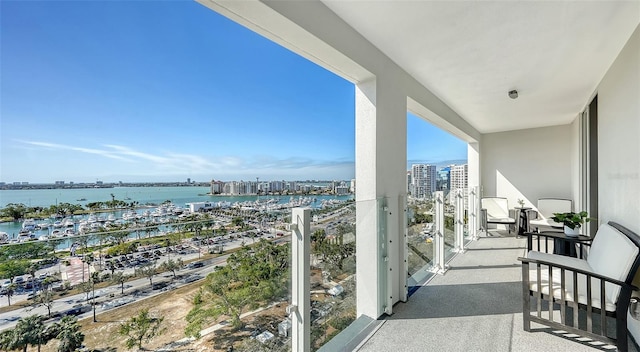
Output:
410,164,436,199
450,164,468,195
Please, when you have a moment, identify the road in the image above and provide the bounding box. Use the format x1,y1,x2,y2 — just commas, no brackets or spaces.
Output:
0,232,290,332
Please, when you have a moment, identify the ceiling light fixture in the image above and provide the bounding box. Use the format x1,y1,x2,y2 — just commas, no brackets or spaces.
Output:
508,90,518,99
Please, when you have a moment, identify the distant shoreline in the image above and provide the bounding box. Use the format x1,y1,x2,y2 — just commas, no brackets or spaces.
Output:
0,180,346,191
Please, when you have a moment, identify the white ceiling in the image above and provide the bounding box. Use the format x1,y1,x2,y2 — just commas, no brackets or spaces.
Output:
322,1,640,133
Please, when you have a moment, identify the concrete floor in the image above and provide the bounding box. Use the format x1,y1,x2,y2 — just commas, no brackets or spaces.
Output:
357,231,628,352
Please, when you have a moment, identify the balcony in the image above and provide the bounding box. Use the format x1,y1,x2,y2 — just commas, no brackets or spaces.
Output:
201,1,639,351
358,232,619,352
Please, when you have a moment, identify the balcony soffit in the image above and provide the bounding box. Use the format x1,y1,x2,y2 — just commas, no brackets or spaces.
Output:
322,1,640,133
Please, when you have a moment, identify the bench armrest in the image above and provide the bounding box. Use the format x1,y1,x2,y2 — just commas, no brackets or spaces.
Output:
518,256,635,290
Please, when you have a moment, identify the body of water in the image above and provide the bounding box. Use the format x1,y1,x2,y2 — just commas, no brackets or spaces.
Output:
0,186,352,242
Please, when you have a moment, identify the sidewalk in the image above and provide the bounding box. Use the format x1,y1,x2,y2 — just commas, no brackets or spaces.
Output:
61,257,94,286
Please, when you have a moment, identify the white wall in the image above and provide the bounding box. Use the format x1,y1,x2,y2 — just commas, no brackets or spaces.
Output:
597,25,640,234
570,117,581,212
481,125,574,210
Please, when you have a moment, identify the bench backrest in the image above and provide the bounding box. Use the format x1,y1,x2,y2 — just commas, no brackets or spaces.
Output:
482,197,509,219
537,198,572,220
588,222,640,302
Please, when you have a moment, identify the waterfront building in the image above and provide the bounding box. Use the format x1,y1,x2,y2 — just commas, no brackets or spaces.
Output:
210,179,224,194
350,179,356,193
270,180,285,193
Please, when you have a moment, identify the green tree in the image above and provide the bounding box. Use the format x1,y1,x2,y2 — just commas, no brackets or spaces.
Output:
185,240,288,336
118,308,165,350
0,203,28,221
27,263,38,297
13,314,51,352
160,258,183,278
0,243,50,261
231,216,244,228
0,260,30,282
79,281,92,301
111,272,127,294
35,289,55,318
316,239,355,272
0,329,16,351
53,316,84,352
4,283,17,306
81,253,94,283
136,263,158,287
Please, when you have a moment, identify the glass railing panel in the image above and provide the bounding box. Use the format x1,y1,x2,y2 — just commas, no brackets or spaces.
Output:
443,211,456,263
406,198,436,289
304,199,357,351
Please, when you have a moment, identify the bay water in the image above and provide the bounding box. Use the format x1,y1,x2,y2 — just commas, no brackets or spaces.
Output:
0,186,352,242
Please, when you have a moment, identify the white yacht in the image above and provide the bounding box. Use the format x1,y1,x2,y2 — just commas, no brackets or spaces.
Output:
22,219,37,231
0,232,9,244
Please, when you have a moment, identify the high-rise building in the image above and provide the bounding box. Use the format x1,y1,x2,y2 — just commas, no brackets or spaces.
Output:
450,164,468,195
210,179,224,194
410,164,436,199
437,166,451,191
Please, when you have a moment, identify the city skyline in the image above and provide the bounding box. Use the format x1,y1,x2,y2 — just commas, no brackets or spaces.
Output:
1,1,467,184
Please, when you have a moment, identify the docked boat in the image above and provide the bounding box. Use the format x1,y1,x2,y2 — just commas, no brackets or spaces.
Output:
22,219,37,232
0,232,9,244
17,231,34,242
63,218,75,227
37,222,51,230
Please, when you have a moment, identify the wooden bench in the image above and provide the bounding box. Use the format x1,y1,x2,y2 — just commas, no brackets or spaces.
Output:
519,221,640,351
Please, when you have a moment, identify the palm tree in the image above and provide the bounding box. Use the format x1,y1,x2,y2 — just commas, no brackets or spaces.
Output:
13,314,47,352
82,253,94,283
27,263,38,297
5,283,16,306
54,316,84,352
0,329,16,351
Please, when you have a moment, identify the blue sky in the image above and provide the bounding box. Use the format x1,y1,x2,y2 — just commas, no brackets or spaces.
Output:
1,1,466,183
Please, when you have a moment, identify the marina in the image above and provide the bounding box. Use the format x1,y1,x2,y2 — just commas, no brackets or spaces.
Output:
0,186,352,249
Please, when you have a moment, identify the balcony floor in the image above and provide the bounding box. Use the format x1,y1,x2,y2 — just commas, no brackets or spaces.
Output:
357,231,629,352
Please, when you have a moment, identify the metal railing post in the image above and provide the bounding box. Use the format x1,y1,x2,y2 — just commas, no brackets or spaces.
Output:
430,191,447,275
468,186,479,240
454,189,466,253
291,207,310,352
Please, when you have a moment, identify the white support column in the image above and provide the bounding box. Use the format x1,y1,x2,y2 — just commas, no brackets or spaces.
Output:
454,189,465,253
355,77,407,319
431,191,447,275
468,186,479,240
291,207,310,352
